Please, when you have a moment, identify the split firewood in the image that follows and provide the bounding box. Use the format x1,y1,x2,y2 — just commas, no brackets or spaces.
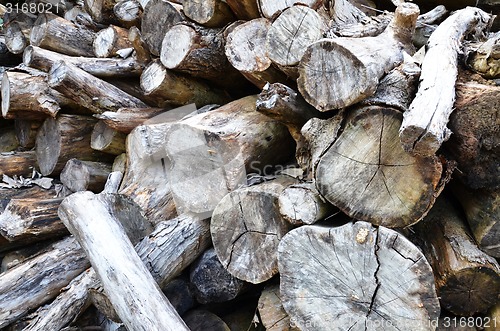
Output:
30,13,96,57
211,176,296,284
93,25,133,58
447,71,500,190
183,310,231,331
60,159,112,192
0,236,90,329
165,96,294,215
400,7,494,156
14,119,41,149
114,0,142,28
258,284,298,331
140,59,230,107
225,0,260,20
182,0,235,27
0,151,37,177
141,0,183,56
451,182,500,258
0,128,19,152
35,114,114,176
413,196,500,315
189,247,247,304
466,32,500,79
225,18,289,88
90,121,126,155
58,191,190,331
278,222,440,330
298,3,420,111
48,61,148,114
83,0,119,24
95,107,168,133
24,45,145,78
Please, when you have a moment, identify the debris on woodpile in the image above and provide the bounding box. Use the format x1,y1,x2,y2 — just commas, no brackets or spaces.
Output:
0,0,498,330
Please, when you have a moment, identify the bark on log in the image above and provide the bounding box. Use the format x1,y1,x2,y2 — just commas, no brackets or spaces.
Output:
30,13,96,57
128,26,151,64
278,222,441,330
182,0,235,27
1,241,53,272
165,96,294,215
0,129,19,152
60,159,112,192
258,284,298,331
298,3,420,111
4,21,28,55
83,0,119,24
225,18,289,88
225,0,260,20
0,236,89,329
90,121,126,155
58,191,190,331
141,0,183,56
189,247,247,304
211,177,296,284
24,45,144,78
35,114,113,176
93,25,133,58
466,31,500,79
413,196,500,315
14,119,41,149
0,151,37,177
399,7,494,156
95,107,168,133
113,0,142,28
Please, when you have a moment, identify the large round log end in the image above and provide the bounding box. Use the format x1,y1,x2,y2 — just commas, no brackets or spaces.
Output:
160,25,195,69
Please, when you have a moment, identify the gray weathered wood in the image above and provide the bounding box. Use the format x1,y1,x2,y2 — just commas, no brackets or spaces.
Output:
90,121,127,155
182,0,235,27
258,284,298,331
114,0,142,28
95,107,168,133
60,159,112,193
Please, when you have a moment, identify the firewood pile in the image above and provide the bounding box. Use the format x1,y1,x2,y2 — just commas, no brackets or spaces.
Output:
0,0,499,329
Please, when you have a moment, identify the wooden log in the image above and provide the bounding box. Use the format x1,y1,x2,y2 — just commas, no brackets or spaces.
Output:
114,0,142,28
95,107,167,133
0,36,20,67
182,0,235,27
278,222,440,330
48,61,147,114
4,21,28,55
328,0,368,27
466,31,500,79
258,284,298,331
60,159,112,192
14,119,41,149
447,72,500,190
163,278,196,315
64,5,93,23
30,13,96,57
35,114,114,176
93,25,133,58
1,241,53,272
2,71,60,119
24,45,144,78
140,59,230,107
58,191,190,331
211,177,296,284
183,310,231,331
414,196,500,316
165,96,295,215
225,0,260,20
258,0,322,19
189,247,247,304
90,121,126,155
128,26,151,64
0,236,89,328
141,0,183,56
0,151,37,177
83,0,120,23
399,7,494,156
451,182,500,258
225,18,289,88
0,128,19,152
298,3,420,111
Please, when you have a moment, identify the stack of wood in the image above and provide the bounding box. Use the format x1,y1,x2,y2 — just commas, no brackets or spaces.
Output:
0,0,499,330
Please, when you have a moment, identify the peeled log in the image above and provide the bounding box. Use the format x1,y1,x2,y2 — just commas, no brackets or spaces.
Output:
399,7,494,156
60,159,112,193
278,222,440,330
259,0,322,19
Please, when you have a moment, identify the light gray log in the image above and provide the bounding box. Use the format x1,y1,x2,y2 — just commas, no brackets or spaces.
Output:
114,0,142,28
90,121,126,155
60,159,112,193
182,0,235,27
93,25,132,58
258,284,298,331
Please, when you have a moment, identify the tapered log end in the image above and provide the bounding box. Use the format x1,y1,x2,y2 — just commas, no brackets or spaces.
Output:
389,3,420,43
140,60,167,95
36,117,61,176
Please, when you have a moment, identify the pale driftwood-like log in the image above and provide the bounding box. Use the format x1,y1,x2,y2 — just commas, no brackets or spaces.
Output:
278,182,334,225
24,46,144,78
451,182,500,258
0,151,37,177
225,18,289,88
14,119,41,149
90,121,126,155
466,32,500,79
259,0,322,19
399,7,493,156
140,59,230,107
165,96,294,215
48,61,147,114
414,196,500,315
112,153,127,174
0,236,89,329
83,0,119,23
298,3,419,111
182,0,235,27
94,25,133,58
211,177,296,284
0,197,65,243
189,247,247,304
141,0,183,56
225,0,259,20
35,114,114,176
258,284,298,331
95,107,167,133
60,159,112,192
1,241,53,272
183,310,231,331
2,71,60,119
58,191,190,331
278,222,441,330
30,13,96,57
114,0,142,28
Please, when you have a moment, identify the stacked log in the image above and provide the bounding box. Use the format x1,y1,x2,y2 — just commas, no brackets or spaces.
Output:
0,1,498,330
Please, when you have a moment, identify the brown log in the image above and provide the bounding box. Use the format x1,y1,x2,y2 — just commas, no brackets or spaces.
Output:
35,114,114,176
400,7,494,156
298,3,420,111
278,222,440,330
258,284,298,331
113,0,142,28
60,159,112,192
90,121,126,155
414,196,500,316
211,176,296,284
225,0,260,20
83,0,119,24
466,31,500,79
128,26,152,64
182,0,235,27
0,151,37,177
14,119,41,149
0,128,19,152
48,61,148,114
30,13,96,57
95,107,168,133
93,25,133,58
183,310,230,331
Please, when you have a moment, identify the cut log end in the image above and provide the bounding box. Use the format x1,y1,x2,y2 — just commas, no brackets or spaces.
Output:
94,26,117,58
35,117,61,176
161,24,196,69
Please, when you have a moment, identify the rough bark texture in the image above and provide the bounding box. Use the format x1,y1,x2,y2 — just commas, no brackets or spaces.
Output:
60,159,112,192
0,151,37,177
95,107,168,133
93,25,133,58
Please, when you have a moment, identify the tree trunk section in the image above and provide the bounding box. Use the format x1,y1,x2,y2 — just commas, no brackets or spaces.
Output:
114,0,142,28
0,151,37,177
225,0,260,20
182,0,235,27
93,25,133,58
60,159,112,192
90,121,126,155
95,107,168,133
83,0,120,24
